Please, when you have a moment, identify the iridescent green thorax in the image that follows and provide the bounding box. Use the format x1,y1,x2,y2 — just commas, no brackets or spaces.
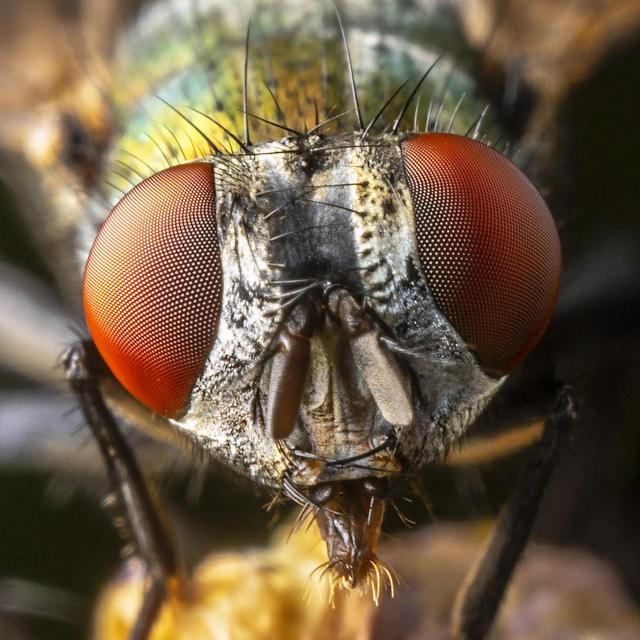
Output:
100,0,500,206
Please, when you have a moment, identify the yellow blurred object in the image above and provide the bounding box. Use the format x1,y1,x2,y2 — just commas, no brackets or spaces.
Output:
94,520,375,640
95,520,640,639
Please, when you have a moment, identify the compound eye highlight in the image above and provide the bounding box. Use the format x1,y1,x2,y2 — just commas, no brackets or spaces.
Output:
401,133,561,375
83,163,222,417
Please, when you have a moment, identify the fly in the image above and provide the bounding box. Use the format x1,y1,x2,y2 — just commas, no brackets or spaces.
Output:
1,1,580,638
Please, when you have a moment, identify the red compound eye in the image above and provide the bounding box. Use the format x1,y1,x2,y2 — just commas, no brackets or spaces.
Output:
83,163,222,417
401,133,561,375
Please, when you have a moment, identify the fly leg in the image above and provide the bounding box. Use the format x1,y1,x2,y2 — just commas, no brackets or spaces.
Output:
449,385,578,640
64,340,179,640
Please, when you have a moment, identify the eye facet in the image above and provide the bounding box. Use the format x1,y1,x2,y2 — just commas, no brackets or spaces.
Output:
401,133,561,375
83,163,222,417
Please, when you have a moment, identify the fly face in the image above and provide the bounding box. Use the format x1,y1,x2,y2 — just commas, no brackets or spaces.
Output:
64,1,562,592
179,132,504,475
0,0,568,630
83,116,560,584
4,1,640,637
70,1,526,591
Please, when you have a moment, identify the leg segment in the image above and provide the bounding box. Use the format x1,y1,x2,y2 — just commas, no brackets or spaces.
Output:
450,385,577,640
64,340,179,640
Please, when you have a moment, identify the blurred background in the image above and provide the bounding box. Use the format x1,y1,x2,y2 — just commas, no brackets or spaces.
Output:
0,1,639,638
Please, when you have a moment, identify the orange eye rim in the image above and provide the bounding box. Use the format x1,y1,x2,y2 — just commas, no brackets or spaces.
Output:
401,133,562,375
83,162,222,417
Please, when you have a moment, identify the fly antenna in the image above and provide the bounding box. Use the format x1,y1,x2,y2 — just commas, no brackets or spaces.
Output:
334,3,363,131
243,21,252,146
391,56,440,134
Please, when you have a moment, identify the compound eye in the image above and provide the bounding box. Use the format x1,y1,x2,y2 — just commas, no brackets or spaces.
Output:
83,163,222,417
401,133,561,375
